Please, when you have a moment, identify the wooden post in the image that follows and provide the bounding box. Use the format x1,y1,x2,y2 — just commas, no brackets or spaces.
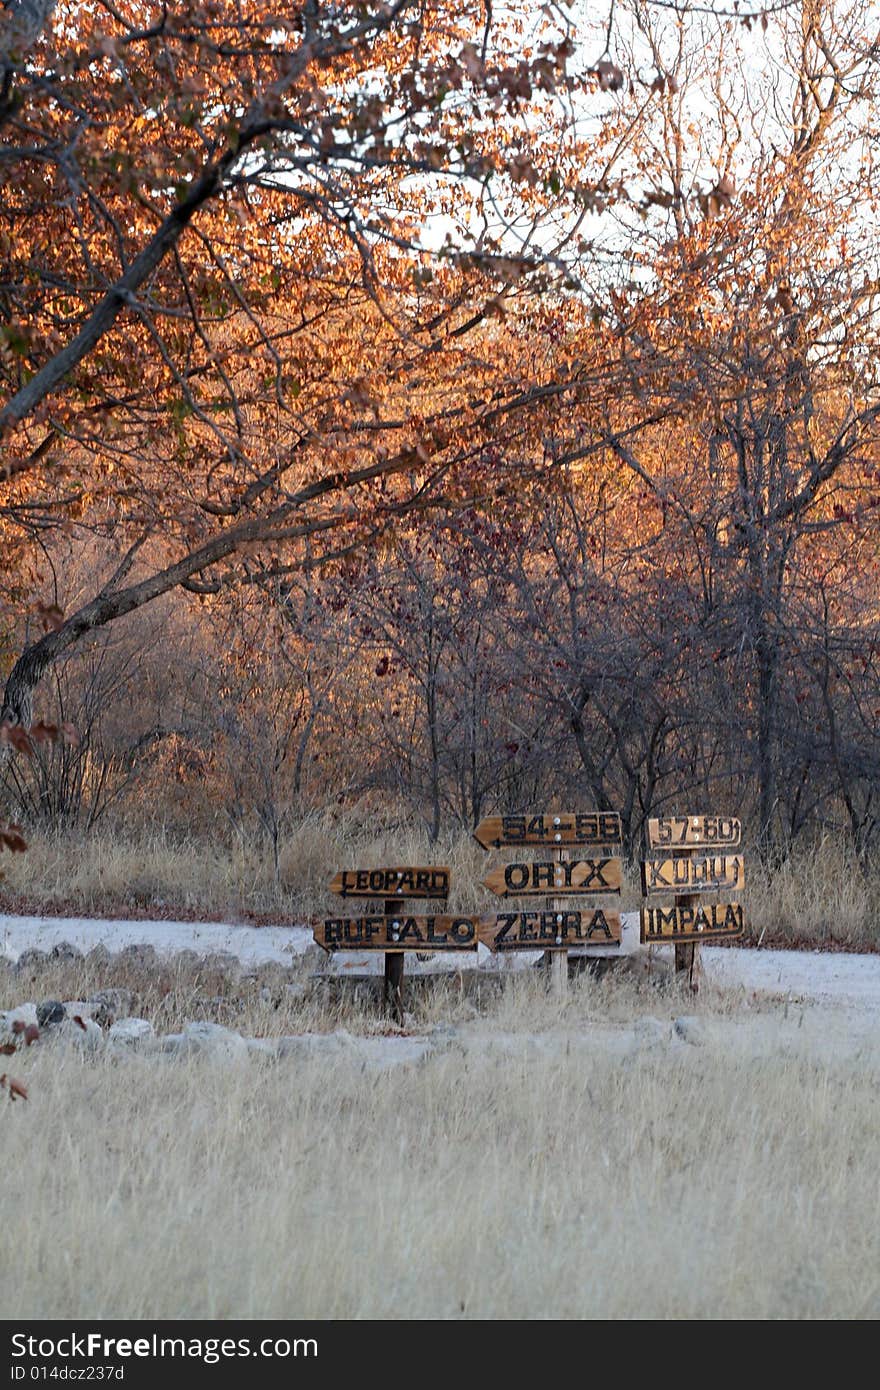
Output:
675,859,701,993
546,844,568,997
384,897,405,1024
641,816,742,978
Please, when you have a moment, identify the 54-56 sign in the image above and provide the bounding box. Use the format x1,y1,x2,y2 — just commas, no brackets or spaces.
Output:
474,812,622,850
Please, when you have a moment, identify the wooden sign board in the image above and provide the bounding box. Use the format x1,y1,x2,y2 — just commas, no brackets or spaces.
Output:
646,815,741,850
474,812,623,851
483,858,622,898
641,854,744,896
478,909,621,951
641,902,744,944
316,915,480,952
328,867,450,899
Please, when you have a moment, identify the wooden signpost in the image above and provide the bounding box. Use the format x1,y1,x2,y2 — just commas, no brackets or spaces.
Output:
474,811,623,993
327,867,450,898
477,909,622,951
483,858,622,897
641,854,744,895
640,816,745,990
315,914,480,950
474,812,623,850
317,866,466,1023
641,903,744,943
646,815,741,849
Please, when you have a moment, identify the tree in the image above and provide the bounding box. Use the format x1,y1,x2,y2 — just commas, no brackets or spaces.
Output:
531,0,880,846
8,0,879,857
2,0,635,725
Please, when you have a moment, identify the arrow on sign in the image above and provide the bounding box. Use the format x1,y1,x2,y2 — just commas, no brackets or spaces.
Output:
328,866,450,898
641,854,744,896
473,812,623,850
482,858,622,897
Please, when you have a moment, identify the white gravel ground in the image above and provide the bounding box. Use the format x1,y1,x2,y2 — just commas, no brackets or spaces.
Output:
2,910,879,1007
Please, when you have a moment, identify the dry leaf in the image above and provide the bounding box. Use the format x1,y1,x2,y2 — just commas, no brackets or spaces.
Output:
0,1074,28,1102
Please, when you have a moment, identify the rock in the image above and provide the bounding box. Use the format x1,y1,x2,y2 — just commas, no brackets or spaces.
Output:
149,1032,187,1056
276,1033,435,1070
673,1015,705,1046
15,948,47,974
88,988,136,1025
181,1020,248,1058
108,1017,154,1046
36,999,66,1027
57,1015,103,1050
118,943,158,969
170,949,200,971
62,1000,94,1019
61,998,125,1032
49,940,82,962
350,1036,433,1069
276,1030,356,1061
0,1003,38,1044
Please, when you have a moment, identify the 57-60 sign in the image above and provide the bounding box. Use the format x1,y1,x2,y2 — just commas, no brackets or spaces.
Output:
647,815,740,849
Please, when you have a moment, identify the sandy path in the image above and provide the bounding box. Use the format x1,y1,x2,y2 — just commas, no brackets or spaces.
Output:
2,910,879,1009
693,944,880,1006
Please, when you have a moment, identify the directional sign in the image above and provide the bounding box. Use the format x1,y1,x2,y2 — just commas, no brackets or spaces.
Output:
478,909,621,951
641,854,744,896
474,812,623,851
646,815,741,850
328,867,450,899
316,915,479,952
482,858,622,898
640,902,744,944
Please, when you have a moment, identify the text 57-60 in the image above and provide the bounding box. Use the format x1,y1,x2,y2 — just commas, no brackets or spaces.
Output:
654,816,739,845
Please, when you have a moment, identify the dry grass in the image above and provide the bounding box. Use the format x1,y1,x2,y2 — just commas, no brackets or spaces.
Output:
0,942,676,1038
0,816,501,921
2,818,880,949
1,987,877,1320
745,834,880,949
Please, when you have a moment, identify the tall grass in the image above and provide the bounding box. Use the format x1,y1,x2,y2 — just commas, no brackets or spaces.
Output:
1,1012,877,1319
745,834,880,948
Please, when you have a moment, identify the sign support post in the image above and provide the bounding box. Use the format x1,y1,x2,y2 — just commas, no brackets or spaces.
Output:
318,865,472,1025
475,811,624,984
675,868,701,992
383,896,406,1024
547,843,568,997
640,816,745,987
